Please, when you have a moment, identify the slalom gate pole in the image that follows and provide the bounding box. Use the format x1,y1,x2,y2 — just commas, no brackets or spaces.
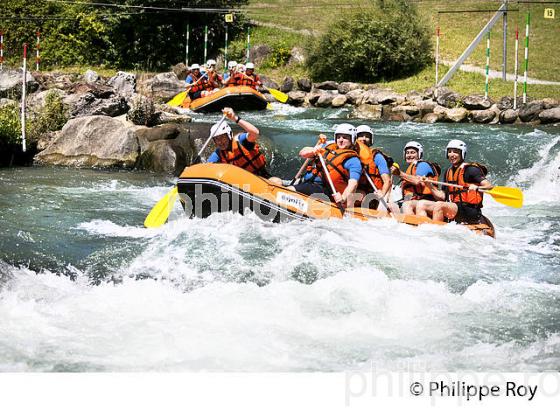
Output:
522,12,530,104
204,25,208,64
485,31,490,99
224,24,228,69
246,26,250,63
21,43,27,153
186,23,189,67
513,26,519,109
36,31,40,71
0,31,4,70
435,26,440,92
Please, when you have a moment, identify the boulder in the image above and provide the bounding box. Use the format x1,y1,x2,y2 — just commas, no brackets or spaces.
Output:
436,90,462,108
280,76,294,93
297,78,312,92
539,107,560,124
338,82,360,94
70,93,129,118
488,104,502,125
172,63,189,81
362,89,399,105
136,140,188,175
27,89,67,113
84,70,100,84
249,44,272,65
287,90,306,106
127,94,158,126
0,69,39,99
306,89,323,105
135,123,185,152
152,111,192,126
415,100,437,113
107,71,136,96
349,104,382,120
542,98,559,110
518,101,544,122
260,76,279,91
70,82,114,98
315,91,337,108
499,109,518,124
0,98,18,108
137,72,184,103
462,95,493,110
331,95,347,108
345,89,365,105
32,71,77,91
289,47,305,65
391,105,420,116
314,81,338,90
496,96,513,110
446,107,469,123
433,105,448,116
422,112,443,124
470,109,496,124
34,115,140,168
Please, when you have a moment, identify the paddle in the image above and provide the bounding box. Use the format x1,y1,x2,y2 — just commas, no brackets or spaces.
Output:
241,72,288,103
363,173,395,217
167,72,209,107
143,114,228,228
427,180,523,208
289,135,325,185
316,151,346,215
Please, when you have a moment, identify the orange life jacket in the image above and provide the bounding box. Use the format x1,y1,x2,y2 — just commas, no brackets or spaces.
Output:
357,146,392,190
308,142,360,194
242,73,260,89
217,135,268,177
445,162,488,207
228,72,245,87
188,73,206,96
402,160,441,200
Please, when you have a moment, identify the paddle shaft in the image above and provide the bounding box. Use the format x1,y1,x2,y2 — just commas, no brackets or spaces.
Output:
427,179,488,191
364,173,393,215
185,72,208,90
290,158,311,186
317,152,346,214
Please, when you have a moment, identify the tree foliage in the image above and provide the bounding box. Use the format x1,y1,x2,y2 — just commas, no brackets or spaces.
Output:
1,0,249,70
306,0,432,82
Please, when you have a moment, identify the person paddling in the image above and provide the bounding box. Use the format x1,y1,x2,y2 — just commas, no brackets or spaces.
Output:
207,107,271,178
416,139,492,224
391,141,440,215
185,64,208,100
285,124,362,208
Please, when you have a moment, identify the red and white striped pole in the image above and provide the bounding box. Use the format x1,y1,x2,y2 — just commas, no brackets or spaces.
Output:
21,43,27,153
0,31,4,71
513,26,519,110
36,31,40,71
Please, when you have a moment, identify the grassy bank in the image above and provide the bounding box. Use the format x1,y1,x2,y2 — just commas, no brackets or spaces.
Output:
243,0,560,97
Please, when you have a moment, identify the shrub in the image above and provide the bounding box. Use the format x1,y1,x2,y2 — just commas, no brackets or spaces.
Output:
0,104,21,145
28,91,69,140
306,0,432,82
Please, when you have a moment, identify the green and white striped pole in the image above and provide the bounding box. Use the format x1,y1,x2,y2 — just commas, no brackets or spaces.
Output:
513,26,519,109
204,24,208,64
246,26,250,63
484,31,490,99
522,12,530,104
185,23,189,67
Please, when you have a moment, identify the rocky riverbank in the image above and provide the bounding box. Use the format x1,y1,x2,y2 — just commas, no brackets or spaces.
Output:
1,67,559,173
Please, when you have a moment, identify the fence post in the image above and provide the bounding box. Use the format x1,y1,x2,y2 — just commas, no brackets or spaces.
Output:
246,26,250,63
204,25,208,64
485,31,490,99
21,43,28,153
522,12,530,104
513,26,519,109
36,31,40,71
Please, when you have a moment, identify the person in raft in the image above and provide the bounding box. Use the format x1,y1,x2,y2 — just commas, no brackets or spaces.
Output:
243,62,262,90
204,59,223,90
284,123,362,208
391,141,441,215
207,107,272,178
185,63,209,100
222,60,237,85
416,139,492,224
354,124,393,209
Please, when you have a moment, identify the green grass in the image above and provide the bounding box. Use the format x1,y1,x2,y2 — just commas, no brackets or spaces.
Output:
244,0,560,92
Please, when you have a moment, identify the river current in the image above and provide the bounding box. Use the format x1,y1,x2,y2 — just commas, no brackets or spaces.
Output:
1,104,559,371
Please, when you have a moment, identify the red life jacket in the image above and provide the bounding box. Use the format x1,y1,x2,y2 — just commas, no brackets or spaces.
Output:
217,136,268,176
445,162,488,207
188,73,206,96
228,72,245,87
308,142,360,194
402,160,441,200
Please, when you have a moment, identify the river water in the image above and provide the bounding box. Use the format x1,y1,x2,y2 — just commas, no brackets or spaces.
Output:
1,104,559,372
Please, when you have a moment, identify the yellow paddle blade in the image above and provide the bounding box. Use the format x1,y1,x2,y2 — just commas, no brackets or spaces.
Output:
266,103,273,110
144,187,178,228
268,87,288,103
485,186,523,208
167,91,187,107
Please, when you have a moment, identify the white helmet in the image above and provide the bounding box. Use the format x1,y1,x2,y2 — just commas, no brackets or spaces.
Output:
404,141,424,159
190,63,200,70
334,123,357,144
237,63,245,72
246,62,255,70
206,59,217,66
356,124,373,141
227,60,237,70
210,121,232,140
446,139,467,160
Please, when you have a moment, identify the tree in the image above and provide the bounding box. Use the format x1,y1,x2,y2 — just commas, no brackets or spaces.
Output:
306,0,432,82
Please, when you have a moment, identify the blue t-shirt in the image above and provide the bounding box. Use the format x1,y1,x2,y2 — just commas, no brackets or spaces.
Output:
415,161,435,177
373,152,389,175
207,133,254,163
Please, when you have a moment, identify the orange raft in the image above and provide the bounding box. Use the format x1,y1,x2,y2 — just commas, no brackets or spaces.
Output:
181,86,268,113
176,164,495,237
